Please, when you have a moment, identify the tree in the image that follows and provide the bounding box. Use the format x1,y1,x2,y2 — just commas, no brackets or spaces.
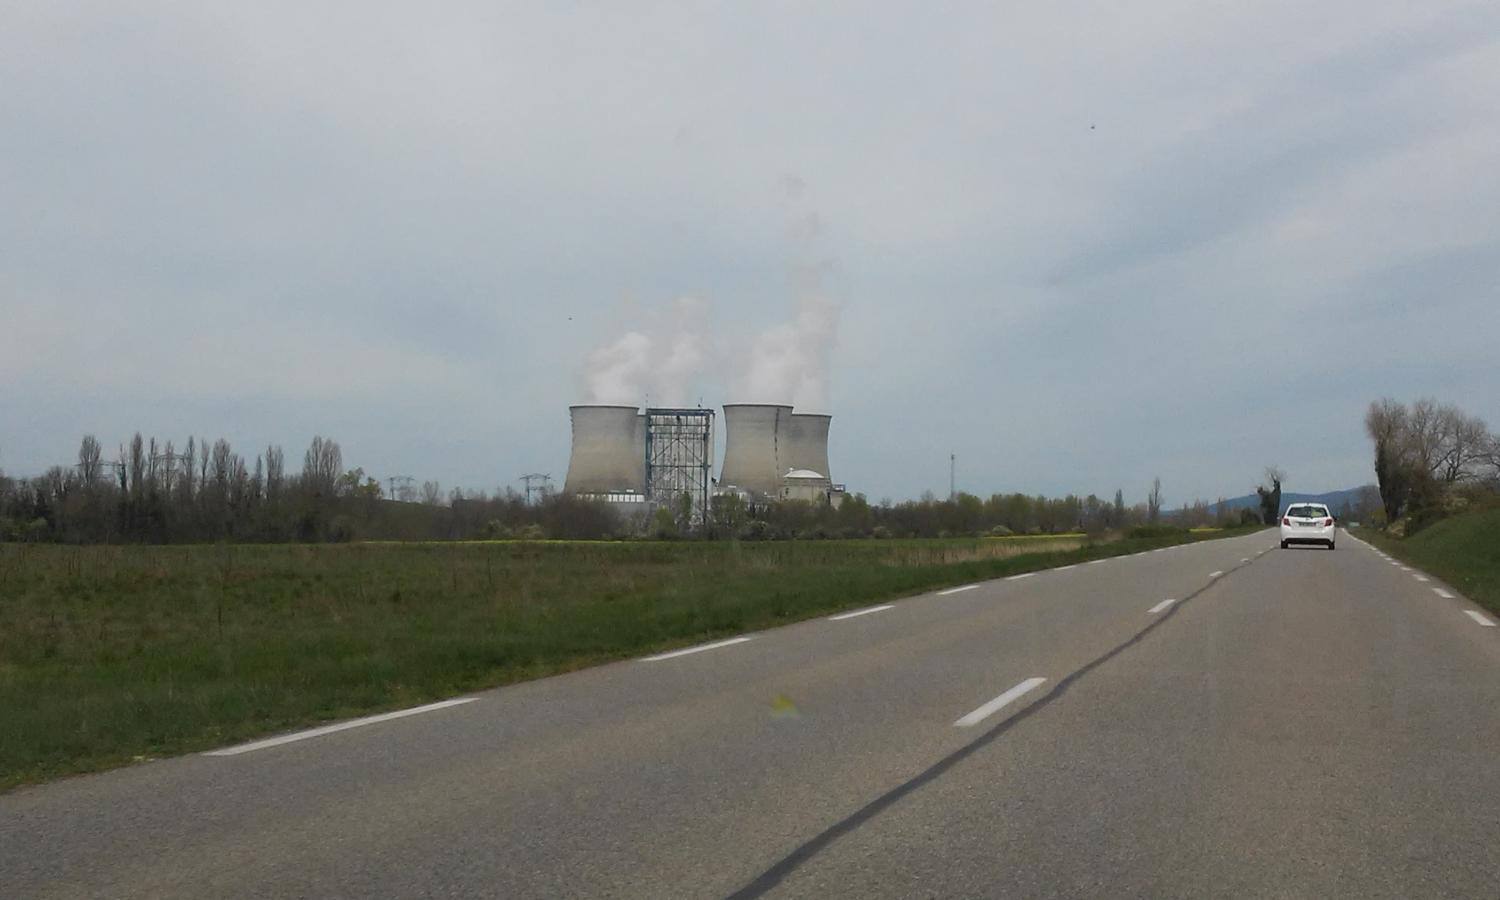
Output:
302,436,342,499
420,480,443,506
1366,399,1414,522
1147,477,1163,524
77,435,102,486
1256,466,1284,526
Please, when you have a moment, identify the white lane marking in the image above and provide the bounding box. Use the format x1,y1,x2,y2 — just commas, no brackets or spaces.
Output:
954,677,1047,728
829,604,895,621
1148,598,1178,614
1241,558,1250,563
643,636,752,662
1087,558,1108,565
204,698,476,756
1399,566,1412,572
1005,573,1035,581
937,584,979,596
1055,564,1079,572
1209,571,1223,579
1465,610,1497,627
1413,575,1430,583
1433,588,1456,600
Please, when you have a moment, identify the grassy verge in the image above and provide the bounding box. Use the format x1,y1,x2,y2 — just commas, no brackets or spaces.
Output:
0,527,1257,791
1355,507,1500,616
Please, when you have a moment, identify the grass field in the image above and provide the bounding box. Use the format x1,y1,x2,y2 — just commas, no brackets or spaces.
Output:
1356,507,1500,616
0,528,1253,791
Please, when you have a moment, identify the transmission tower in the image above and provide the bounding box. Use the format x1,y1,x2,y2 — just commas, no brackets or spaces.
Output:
520,473,553,505
385,475,415,501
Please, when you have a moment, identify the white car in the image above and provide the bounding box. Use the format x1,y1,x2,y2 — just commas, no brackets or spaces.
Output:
1280,503,1336,550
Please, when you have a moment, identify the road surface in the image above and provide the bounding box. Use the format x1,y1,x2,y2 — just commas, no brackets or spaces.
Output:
4,530,1499,898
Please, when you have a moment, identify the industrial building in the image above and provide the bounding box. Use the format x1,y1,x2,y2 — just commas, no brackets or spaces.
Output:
563,401,845,518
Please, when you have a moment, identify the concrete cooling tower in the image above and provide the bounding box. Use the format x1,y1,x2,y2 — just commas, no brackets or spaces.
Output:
783,413,833,483
718,403,793,496
563,405,646,495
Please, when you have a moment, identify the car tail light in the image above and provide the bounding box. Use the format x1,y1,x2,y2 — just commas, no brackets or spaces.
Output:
1325,518,1334,526
1282,517,1290,526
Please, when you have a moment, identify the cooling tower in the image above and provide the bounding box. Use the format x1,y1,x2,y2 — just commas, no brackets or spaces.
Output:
718,403,793,496
784,413,833,482
564,405,646,495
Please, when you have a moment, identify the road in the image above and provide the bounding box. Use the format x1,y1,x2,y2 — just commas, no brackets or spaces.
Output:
4,529,1500,898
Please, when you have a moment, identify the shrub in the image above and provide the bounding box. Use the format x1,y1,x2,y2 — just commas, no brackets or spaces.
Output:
987,525,1014,537
1127,524,1187,540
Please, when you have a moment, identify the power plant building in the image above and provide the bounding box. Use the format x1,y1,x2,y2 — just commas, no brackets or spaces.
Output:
565,401,844,510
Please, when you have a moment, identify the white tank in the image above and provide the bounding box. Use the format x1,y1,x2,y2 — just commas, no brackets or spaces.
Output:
564,405,646,495
718,403,793,497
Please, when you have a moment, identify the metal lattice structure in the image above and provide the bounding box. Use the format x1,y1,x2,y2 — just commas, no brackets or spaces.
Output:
644,408,715,530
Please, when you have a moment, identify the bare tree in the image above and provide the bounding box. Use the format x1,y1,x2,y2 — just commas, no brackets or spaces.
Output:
302,436,343,498
264,445,284,505
77,435,102,486
1147,477,1163,524
421,480,443,506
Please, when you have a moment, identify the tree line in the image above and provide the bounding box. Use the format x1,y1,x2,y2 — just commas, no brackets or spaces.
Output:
4,433,1264,543
1365,397,1500,531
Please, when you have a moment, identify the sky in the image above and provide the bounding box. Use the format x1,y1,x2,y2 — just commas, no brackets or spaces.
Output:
4,1,1499,505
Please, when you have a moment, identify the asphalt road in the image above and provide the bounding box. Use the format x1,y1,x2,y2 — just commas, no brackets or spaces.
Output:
4,529,1499,899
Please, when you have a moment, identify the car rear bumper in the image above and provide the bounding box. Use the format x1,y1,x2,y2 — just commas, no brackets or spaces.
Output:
1281,527,1335,544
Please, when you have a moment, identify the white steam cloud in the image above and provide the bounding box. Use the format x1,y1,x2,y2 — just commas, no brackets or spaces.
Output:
580,178,841,411
732,287,841,411
731,199,842,411
581,296,710,406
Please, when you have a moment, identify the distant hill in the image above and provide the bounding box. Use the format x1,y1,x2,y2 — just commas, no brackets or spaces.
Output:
1208,486,1375,514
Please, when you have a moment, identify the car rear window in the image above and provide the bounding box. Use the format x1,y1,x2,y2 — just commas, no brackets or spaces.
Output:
1287,506,1328,518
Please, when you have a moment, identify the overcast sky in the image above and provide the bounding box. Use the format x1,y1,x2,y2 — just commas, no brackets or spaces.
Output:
4,2,1499,504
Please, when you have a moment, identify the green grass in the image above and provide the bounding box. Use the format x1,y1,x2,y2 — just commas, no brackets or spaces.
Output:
1356,507,1500,616
0,527,1255,791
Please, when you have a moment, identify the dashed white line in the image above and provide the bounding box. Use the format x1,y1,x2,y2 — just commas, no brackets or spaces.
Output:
642,636,752,662
1055,564,1078,572
829,604,895,621
937,584,979,596
1399,566,1412,572
1433,588,1456,600
1412,575,1430,583
1087,559,1108,565
1465,610,1497,627
204,698,476,756
1005,573,1035,582
1241,558,1250,563
1148,598,1178,614
1209,571,1224,579
954,677,1047,728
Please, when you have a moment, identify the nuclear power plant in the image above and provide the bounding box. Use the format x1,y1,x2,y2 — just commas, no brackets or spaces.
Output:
563,401,844,517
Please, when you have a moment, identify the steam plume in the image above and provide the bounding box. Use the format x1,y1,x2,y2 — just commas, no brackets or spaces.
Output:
581,296,710,406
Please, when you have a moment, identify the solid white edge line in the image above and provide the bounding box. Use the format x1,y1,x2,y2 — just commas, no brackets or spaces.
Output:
1464,610,1497,627
1148,598,1177,614
642,636,752,662
204,698,477,756
1087,559,1108,565
829,604,895,621
954,677,1047,728
1005,573,1035,581
937,584,979,596
1209,571,1223,578
1055,564,1079,571
1433,588,1456,599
